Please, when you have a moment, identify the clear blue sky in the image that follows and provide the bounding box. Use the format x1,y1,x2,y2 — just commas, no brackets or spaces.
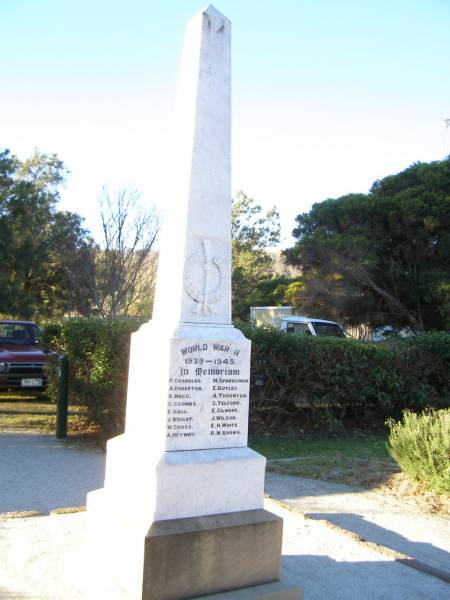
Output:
2,0,450,246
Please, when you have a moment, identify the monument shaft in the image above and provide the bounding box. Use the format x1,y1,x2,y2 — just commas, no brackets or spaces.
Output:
153,5,231,326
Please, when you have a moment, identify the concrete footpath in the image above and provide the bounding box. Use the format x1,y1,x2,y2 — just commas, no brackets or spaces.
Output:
266,472,450,577
0,433,449,599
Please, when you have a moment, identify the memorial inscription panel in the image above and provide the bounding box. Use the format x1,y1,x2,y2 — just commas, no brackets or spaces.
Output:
165,338,250,451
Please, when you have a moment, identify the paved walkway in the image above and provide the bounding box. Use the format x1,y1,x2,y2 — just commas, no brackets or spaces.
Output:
0,432,105,514
0,432,449,599
266,471,450,577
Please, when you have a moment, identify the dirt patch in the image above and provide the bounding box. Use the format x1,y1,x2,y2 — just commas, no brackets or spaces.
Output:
0,510,43,518
50,506,86,515
268,456,450,517
375,471,450,517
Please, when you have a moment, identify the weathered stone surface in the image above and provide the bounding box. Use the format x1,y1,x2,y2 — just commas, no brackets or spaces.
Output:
164,331,251,451
142,509,283,600
152,5,232,328
193,581,303,600
97,440,266,522
124,321,252,452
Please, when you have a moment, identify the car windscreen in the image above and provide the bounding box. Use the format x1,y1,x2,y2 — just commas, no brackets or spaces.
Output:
286,322,312,335
311,322,345,338
0,323,40,345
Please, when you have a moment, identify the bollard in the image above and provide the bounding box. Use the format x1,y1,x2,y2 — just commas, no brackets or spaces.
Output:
56,355,69,439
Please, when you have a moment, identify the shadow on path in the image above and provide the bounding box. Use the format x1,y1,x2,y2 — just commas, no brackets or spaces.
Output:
310,512,450,576
281,554,450,600
0,433,105,514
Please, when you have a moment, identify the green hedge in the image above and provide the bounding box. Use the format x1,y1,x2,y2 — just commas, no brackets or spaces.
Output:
42,319,450,436
42,318,144,435
240,325,450,432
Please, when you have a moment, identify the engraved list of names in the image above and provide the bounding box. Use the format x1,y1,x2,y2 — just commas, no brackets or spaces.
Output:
165,338,250,451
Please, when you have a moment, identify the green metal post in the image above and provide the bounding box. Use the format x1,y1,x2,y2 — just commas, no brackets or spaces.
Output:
56,355,69,439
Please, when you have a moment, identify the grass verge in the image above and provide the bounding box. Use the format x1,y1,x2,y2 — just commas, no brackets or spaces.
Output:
249,433,450,516
0,396,92,434
249,433,390,461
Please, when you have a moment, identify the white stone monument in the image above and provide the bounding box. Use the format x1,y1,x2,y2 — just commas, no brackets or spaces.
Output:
87,6,302,600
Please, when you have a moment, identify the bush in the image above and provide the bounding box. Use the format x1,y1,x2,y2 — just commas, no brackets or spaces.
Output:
42,318,450,436
387,409,450,495
239,325,450,432
42,318,144,435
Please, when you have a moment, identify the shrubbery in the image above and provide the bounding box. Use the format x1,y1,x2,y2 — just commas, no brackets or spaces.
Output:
387,409,450,495
42,318,144,435
42,319,450,436
241,325,450,432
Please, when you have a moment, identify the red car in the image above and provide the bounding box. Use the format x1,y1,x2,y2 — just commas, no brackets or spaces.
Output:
0,320,49,394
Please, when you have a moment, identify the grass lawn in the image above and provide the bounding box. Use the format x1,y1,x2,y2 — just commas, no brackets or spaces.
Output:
0,395,89,433
249,433,450,515
248,433,390,461
248,433,399,490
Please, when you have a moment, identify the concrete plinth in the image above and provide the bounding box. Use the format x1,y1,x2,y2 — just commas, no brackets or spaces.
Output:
142,509,283,600
100,435,266,522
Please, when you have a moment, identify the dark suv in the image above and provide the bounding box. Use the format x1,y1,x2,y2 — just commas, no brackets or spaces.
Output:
0,320,48,394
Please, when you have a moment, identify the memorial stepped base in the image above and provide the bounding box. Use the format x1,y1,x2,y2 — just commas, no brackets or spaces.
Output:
87,437,268,598
143,509,284,599
86,502,294,600
92,434,266,521
194,581,303,600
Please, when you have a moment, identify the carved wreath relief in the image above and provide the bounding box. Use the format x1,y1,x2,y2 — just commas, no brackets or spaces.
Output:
184,238,226,315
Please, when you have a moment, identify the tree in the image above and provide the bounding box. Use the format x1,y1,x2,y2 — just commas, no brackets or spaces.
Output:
285,158,450,331
231,191,281,319
246,275,303,308
91,187,160,318
48,211,97,316
0,148,97,318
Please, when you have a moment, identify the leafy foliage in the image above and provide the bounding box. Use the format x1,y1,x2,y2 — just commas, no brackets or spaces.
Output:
231,191,283,319
42,318,144,435
0,148,160,320
285,158,450,331
387,409,450,495
245,275,303,308
240,324,450,432
43,319,450,436
0,148,96,319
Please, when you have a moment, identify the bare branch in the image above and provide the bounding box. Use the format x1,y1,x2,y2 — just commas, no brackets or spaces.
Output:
93,186,160,318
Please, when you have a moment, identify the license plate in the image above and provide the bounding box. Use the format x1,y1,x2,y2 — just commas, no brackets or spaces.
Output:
21,378,43,387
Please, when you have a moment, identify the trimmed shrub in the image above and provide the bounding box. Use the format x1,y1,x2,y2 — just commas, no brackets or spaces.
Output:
42,318,144,435
42,319,450,436
387,409,450,495
240,325,450,432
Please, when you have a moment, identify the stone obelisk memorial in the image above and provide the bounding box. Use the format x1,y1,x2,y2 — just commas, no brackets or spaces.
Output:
87,6,302,600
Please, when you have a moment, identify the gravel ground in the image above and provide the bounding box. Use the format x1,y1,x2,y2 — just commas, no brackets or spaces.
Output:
1,502,449,600
0,432,105,514
1,432,449,599
266,472,450,576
